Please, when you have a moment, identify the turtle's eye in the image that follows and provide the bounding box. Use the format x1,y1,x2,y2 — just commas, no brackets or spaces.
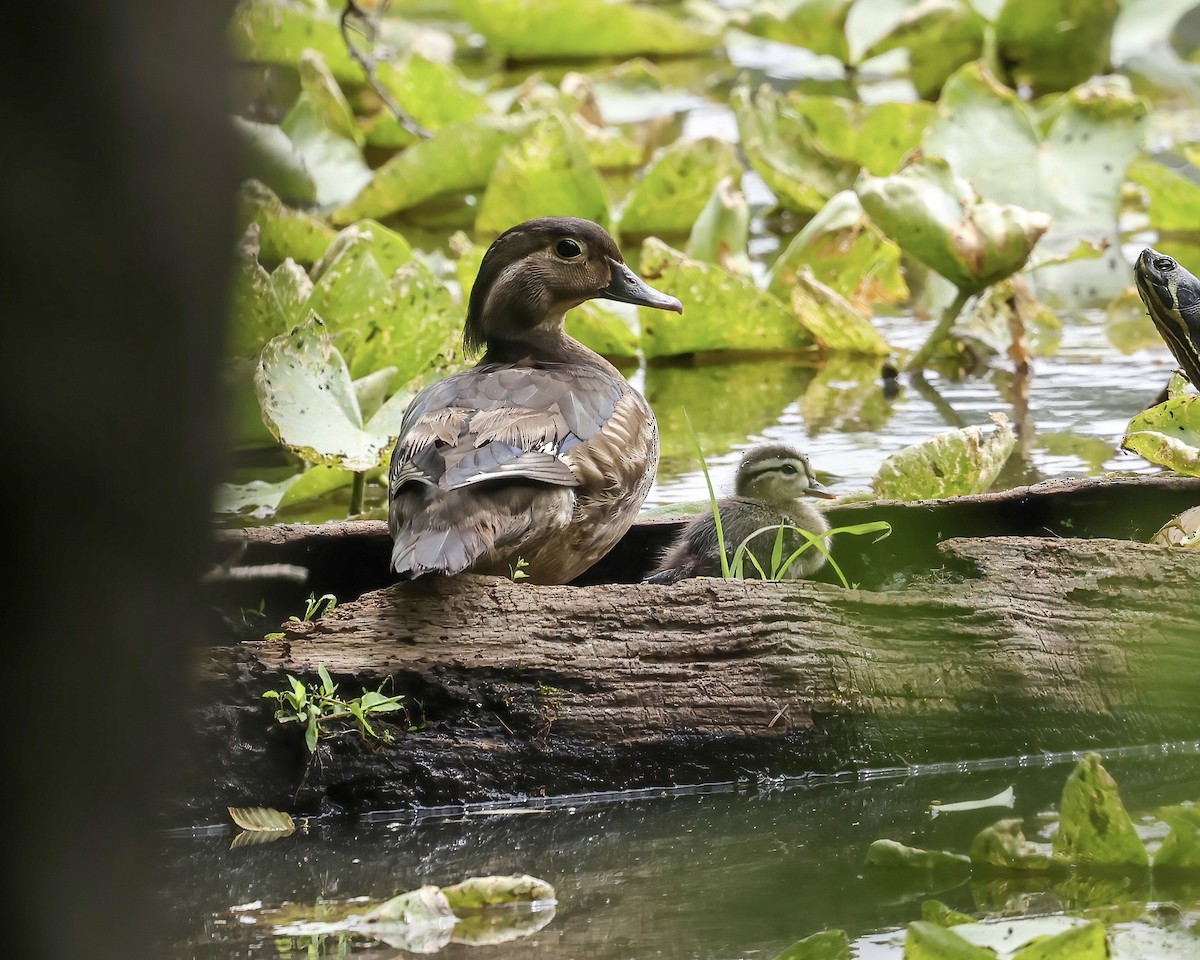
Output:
1155,256,1176,273
555,238,583,259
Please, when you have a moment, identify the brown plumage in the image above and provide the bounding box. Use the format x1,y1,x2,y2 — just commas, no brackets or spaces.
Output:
388,217,683,584
646,443,836,584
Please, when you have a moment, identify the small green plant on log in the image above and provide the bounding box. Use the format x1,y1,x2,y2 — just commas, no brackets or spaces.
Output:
263,665,405,753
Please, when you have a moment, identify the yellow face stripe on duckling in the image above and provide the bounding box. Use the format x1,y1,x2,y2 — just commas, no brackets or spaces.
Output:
1136,251,1200,387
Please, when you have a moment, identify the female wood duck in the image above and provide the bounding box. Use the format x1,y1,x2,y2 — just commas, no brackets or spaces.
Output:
646,443,835,583
389,217,682,584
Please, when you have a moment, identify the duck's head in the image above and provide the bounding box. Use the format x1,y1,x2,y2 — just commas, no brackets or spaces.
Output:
734,443,835,505
465,217,682,354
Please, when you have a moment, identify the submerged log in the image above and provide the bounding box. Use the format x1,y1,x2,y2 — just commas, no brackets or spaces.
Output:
183,531,1200,824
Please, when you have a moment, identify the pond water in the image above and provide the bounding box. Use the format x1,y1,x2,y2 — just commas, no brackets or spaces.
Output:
164,744,1200,959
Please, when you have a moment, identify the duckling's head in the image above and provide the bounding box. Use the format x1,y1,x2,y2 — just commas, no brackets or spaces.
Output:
734,443,835,505
465,217,682,353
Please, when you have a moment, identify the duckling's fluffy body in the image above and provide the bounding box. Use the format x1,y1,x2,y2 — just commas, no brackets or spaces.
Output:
647,443,834,583
388,217,681,584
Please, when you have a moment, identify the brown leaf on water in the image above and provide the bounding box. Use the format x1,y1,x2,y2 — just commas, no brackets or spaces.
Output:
228,806,296,832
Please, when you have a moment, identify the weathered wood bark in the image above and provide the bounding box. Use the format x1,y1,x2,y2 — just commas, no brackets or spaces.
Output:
182,534,1200,823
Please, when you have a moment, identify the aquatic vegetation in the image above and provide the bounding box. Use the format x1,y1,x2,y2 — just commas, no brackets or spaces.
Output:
263,665,406,753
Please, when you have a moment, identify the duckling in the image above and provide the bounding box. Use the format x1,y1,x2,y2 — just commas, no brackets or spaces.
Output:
389,217,683,584
646,443,835,584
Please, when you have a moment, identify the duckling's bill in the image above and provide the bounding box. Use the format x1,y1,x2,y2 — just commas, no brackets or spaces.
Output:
602,259,683,313
805,480,837,500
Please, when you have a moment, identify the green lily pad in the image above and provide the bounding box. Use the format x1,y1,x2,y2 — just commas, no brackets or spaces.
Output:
297,49,360,146
311,219,413,283
771,928,851,960
787,96,935,177
452,0,720,60
333,112,540,225
920,901,975,928
903,921,997,959
746,0,852,60
232,117,317,205
790,271,891,356
361,885,455,924
1121,396,1200,476
280,93,372,208
237,180,336,267
571,115,644,171
687,177,752,275
863,0,985,99
278,464,355,510
1149,505,1200,547
618,137,742,237
229,226,287,358
857,157,1050,294
953,276,1062,359
956,917,1106,959
637,238,812,358
375,52,489,132
255,315,413,471
768,190,908,312
440,875,555,910
229,0,358,80
924,62,1147,261
1127,157,1200,234
872,413,1016,499
995,0,1120,96
1153,804,1200,868
476,113,609,236
864,839,972,875
1053,753,1150,868
968,818,1060,871
271,258,316,325
731,80,859,215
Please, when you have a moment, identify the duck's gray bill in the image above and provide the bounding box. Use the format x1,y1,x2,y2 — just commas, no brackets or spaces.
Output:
603,258,683,313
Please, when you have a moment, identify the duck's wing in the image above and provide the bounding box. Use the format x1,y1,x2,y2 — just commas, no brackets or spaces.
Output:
388,363,631,578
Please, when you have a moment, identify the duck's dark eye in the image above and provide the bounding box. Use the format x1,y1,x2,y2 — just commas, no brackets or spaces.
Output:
780,464,798,475
555,238,583,259
1155,256,1175,272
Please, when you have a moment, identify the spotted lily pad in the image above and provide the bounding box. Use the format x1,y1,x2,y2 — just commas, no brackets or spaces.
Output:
333,112,541,224
857,157,1049,295
452,0,720,60
637,238,812,358
1121,395,1200,476
787,97,935,177
280,93,372,208
232,117,317,206
255,315,413,471
229,226,287,358
968,818,1059,871
862,0,985,99
902,921,999,959
1053,753,1150,868
476,113,610,236
872,414,1016,499
236,180,336,266
687,177,752,275
1127,157,1200,234
618,137,742,237
994,0,1120,95
790,271,891,356
1153,804,1200,868
297,49,360,146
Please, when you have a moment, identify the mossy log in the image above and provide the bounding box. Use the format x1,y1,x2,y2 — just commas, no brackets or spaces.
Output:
186,500,1200,822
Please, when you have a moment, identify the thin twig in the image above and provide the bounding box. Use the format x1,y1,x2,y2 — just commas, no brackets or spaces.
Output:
340,0,431,140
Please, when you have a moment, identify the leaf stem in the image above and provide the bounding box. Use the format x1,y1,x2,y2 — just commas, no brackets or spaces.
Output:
349,471,365,516
905,286,973,372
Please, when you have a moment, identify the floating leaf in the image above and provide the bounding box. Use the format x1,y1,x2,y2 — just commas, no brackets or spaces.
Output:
271,258,316,325
903,921,997,959
618,137,742,237
872,413,1015,499
334,112,540,224
361,885,456,925
1121,395,1200,476
255,315,412,471
237,180,336,267
924,63,1146,262
452,0,719,60
864,0,985,99
968,818,1060,871
637,238,812,358
771,928,852,960
228,806,296,832
857,157,1049,294
951,917,1104,958
375,52,489,132
476,113,609,236
1127,157,1200,234
864,839,972,875
687,177,752,275
280,93,372,208
297,48,360,145
790,271,891,356
768,190,908,312
570,115,644,171
731,81,858,214
994,0,1120,95
229,226,287,359
230,0,358,79
232,117,317,205
1053,753,1150,868
790,98,934,177
920,900,975,928
440,875,556,910
746,0,852,60
1153,804,1200,868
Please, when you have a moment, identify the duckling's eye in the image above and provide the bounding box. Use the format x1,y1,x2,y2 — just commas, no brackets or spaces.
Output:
780,464,798,475
555,238,583,259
